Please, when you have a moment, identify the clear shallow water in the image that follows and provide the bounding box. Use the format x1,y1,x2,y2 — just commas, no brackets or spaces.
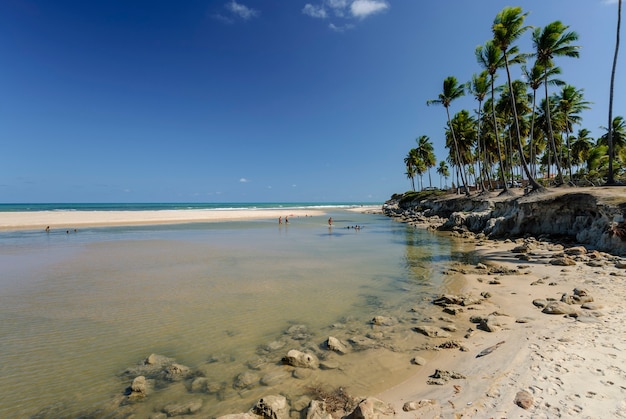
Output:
0,209,475,418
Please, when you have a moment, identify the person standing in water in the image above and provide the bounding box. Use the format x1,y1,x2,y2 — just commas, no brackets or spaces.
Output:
328,217,333,226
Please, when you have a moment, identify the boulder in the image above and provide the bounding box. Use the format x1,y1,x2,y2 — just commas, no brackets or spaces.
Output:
412,326,451,338
542,301,578,315
252,395,289,419
564,246,587,256
162,363,191,382
324,336,348,354
410,356,427,366
130,376,147,394
282,350,319,369
306,400,332,419
550,257,576,266
402,400,436,411
514,390,533,410
345,397,395,419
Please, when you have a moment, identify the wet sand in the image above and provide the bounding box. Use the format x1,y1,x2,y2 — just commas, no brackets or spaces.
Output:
377,237,626,417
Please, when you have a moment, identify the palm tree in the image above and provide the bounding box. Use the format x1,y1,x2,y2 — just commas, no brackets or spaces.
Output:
414,135,436,188
556,85,591,181
607,0,622,185
522,63,564,177
437,160,450,189
447,110,477,187
468,70,490,191
571,128,594,174
476,40,508,191
600,116,626,154
404,148,419,191
427,76,469,195
532,20,580,184
492,6,543,192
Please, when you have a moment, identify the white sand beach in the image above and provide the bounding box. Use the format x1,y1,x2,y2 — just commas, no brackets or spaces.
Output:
376,237,626,418
0,206,382,231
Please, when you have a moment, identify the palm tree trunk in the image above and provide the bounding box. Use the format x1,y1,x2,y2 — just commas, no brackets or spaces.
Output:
544,74,564,184
491,77,508,191
504,55,543,191
529,88,537,178
446,107,470,195
607,0,622,185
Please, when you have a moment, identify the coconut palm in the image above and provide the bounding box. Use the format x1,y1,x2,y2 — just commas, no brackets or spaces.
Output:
414,135,436,188
522,63,564,177
607,0,622,184
532,20,580,184
476,40,508,191
468,70,490,191
427,76,469,195
600,116,626,153
492,6,543,192
447,110,477,187
437,160,450,189
404,148,419,191
556,85,591,181
571,128,594,174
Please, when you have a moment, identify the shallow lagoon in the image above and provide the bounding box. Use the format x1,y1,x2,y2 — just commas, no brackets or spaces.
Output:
0,210,474,418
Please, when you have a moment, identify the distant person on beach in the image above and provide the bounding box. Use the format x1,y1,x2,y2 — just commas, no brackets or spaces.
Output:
45,226,50,232
279,216,282,224
285,216,289,224
328,217,333,226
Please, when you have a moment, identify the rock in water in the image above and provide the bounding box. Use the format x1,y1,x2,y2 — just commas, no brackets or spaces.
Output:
252,395,289,419
282,350,319,369
325,336,348,354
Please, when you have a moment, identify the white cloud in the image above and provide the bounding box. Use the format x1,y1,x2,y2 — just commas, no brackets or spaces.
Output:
239,178,249,183
303,0,389,31
350,0,388,19
303,4,327,18
226,1,259,20
329,22,355,32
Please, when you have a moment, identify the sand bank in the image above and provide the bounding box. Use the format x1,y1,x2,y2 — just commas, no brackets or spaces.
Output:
0,207,368,232
0,206,383,232
376,237,626,417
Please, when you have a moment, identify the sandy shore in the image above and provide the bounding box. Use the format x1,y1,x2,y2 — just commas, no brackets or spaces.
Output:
376,236,626,418
0,206,381,231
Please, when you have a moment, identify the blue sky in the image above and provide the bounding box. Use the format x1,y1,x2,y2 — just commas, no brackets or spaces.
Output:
1,0,623,203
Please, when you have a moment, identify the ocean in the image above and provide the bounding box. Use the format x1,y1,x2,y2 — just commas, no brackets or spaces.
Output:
0,204,475,418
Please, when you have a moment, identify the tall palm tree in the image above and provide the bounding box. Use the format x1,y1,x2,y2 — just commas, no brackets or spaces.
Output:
404,148,419,191
427,76,469,195
492,6,543,192
476,40,508,191
557,85,591,181
532,20,580,184
522,63,564,178
447,110,477,186
468,70,490,191
607,0,622,184
414,135,436,188
437,160,450,189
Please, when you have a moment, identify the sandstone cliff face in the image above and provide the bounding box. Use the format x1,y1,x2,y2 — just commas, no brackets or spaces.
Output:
384,190,626,255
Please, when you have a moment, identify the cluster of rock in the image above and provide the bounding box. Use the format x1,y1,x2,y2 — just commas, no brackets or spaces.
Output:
383,191,626,255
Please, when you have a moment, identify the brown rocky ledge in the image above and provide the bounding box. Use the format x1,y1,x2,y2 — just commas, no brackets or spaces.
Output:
383,187,626,255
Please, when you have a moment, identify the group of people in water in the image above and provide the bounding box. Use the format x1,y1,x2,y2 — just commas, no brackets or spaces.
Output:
276,216,364,230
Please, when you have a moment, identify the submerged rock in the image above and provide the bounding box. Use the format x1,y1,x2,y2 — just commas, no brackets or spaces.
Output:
412,325,451,338
252,395,289,419
282,350,319,369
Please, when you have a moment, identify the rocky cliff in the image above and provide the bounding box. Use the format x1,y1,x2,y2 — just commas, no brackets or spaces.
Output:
383,188,626,255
